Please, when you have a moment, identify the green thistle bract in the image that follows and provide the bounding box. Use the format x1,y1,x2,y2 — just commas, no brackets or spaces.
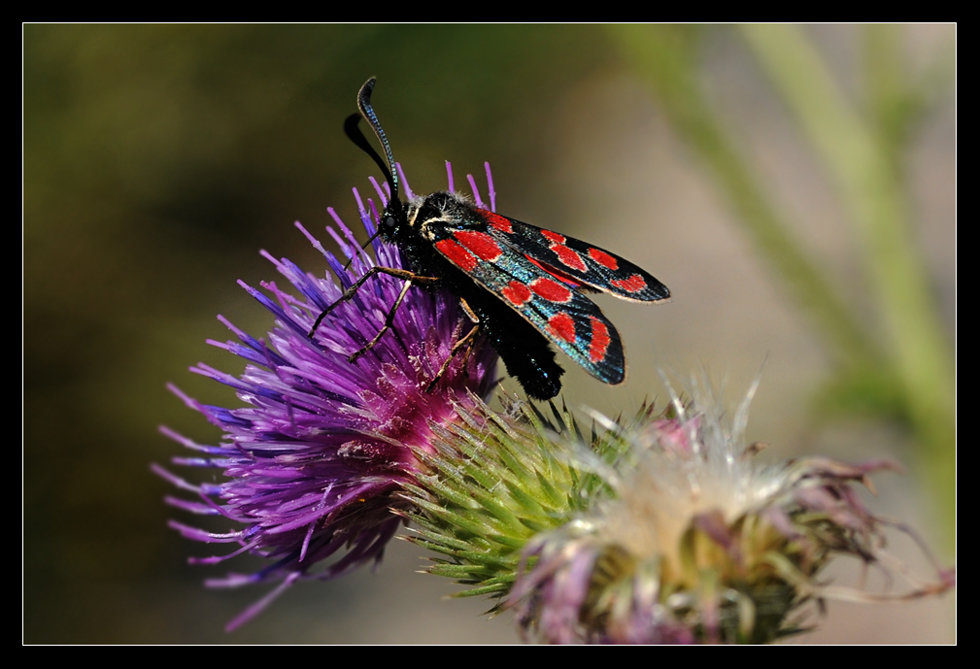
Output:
403,381,954,643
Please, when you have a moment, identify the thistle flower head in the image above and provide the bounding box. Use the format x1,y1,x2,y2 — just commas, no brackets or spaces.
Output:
504,379,955,643
155,165,499,629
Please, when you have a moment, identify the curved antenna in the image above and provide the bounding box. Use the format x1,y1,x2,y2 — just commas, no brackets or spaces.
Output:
339,79,400,270
350,77,400,206
344,114,391,191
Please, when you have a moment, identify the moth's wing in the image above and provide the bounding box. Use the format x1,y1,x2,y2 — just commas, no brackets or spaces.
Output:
479,210,670,303
432,229,625,384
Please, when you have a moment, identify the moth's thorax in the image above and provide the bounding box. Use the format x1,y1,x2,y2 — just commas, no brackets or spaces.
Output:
407,191,486,242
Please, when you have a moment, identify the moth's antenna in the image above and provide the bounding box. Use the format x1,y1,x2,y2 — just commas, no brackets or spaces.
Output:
348,77,400,207
339,78,403,269
344,114,391,191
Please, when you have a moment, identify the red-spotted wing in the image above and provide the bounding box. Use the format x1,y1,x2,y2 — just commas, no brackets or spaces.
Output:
430,209,669,384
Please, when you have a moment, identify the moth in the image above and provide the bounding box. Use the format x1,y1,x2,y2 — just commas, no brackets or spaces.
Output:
309,78,669,400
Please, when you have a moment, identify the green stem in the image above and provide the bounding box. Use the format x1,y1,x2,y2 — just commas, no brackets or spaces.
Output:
739,24,953,547
608,25,878,371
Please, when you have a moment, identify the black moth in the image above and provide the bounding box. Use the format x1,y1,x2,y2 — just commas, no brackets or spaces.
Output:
309,78,669,400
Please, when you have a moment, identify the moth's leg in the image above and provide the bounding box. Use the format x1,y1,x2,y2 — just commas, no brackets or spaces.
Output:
308,266,438,340
452,299,482,376
427,298,482,392
349,276,428,362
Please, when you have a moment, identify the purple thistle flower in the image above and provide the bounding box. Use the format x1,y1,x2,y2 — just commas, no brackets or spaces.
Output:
155,164,499,630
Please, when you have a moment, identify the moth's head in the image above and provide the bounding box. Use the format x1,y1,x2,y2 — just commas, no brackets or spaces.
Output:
378,195,409,242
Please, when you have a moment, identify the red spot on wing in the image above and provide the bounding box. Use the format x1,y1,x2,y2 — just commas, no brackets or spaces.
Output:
501,280,532,307
484,211,513,234
611,273,648,293
530,277,573,303
553,244,587,272
540,230,566,244
435,238,478,272
539,229,587,272
547,312,577,344
588,248,619,270
588,317,611,363
454,230,503,261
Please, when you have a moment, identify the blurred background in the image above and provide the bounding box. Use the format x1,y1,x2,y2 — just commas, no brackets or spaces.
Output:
24,25,954,643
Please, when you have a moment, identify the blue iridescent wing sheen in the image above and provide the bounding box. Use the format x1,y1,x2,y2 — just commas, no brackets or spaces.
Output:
480,210,670,303
432,224,626,384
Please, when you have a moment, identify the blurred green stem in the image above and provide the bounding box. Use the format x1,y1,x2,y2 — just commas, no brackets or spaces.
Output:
740,24,953,548
610,25,953,549
610,25,877,369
